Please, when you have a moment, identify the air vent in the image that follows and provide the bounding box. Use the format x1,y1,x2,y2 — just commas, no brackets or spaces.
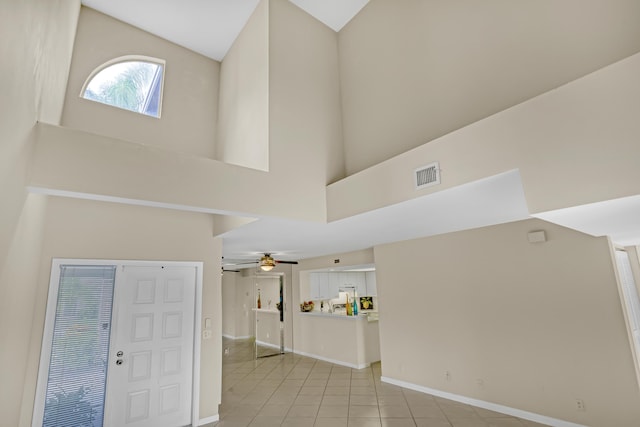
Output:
414,162,440,189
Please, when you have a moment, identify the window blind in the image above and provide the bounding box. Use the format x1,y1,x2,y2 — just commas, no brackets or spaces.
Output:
42,265,116,427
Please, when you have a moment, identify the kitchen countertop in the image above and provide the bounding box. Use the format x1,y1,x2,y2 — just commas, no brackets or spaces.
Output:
299,311,378,321
252,308,280,314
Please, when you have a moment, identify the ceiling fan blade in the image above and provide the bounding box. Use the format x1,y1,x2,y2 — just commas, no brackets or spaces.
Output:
275,260,298,265
227,261,258,267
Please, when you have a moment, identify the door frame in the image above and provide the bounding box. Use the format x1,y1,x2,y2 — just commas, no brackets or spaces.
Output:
253,272,286,358
32,259,203,427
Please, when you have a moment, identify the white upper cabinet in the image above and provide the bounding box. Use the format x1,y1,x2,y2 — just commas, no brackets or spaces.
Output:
353,272,367,296
328,273,341,299
309,271,376,299
365,271,377,296
310,272,330,299
336,272,366,296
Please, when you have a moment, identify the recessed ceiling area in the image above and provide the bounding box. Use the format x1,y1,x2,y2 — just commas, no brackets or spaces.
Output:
80,0,370,61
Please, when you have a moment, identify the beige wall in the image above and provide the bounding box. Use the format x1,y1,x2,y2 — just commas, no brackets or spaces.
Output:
1,194,49,427
295,248,374,273
216,0,269,171
19,197,222,425
374,218,640,425
222,271,238,337
338,0,640,175
294,314,371,368
193,0,347,217
62,7,220,159
30,1,344,225
328,51,640,221
0,1,80,426
269,0,345,190
30,122,322,222
236,274,256,338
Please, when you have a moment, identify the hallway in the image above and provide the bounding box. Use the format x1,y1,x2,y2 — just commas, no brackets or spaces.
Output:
210,338,547,427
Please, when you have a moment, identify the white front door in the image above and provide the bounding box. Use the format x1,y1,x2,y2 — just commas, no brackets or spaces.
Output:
104,265,196,427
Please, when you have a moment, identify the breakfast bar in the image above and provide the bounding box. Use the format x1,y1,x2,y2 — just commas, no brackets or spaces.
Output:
294,311,380,369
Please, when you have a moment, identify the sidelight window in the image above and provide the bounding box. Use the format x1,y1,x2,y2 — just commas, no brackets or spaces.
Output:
615,249,640,386
39,264,116,427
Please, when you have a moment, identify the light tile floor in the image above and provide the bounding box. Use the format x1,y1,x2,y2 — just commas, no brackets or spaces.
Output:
209,338,549,427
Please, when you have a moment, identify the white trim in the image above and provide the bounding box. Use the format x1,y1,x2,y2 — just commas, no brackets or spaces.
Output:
192,263,204,427
255,340,281,349
223,334,252,340
33,259,203,427
611,246,640,389
255,340,293,353
198,414,219,426
79,55,166,118
32,260,68,427
380,376,588,427
27,186,260,219
292,349,370,370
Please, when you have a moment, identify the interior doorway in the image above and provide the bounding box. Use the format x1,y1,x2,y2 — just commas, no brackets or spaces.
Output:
33,259,203,427
253,273,285,359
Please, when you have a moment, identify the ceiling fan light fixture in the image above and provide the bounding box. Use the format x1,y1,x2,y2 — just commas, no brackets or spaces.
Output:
260,254,276,271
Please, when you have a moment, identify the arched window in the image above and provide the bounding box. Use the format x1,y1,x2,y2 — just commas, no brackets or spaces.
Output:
81,56,165,118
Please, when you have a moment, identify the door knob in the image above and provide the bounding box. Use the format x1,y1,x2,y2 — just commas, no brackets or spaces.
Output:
116,351,124,357
116,359,123,365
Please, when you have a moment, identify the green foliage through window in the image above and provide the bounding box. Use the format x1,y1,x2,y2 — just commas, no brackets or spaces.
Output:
83,59,164,117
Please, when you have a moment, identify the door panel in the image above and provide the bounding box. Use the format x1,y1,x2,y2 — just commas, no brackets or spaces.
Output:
104,265,196,427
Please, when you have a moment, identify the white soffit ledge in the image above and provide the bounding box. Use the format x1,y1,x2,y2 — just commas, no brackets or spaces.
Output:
220,169,531,262
532,195,640,247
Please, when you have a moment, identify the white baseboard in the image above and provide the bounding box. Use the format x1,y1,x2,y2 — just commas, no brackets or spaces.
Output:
293,349,369,370
255,340,293,353
381,376,587,427
222,334,252,340
255,340,281,349
198,414,219,426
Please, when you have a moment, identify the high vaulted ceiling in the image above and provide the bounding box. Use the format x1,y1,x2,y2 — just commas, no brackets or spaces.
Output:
81,0,370,61
75,1,640,267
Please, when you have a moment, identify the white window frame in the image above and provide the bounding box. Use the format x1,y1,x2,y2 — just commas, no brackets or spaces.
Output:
612,246,640,389
80,55,166,118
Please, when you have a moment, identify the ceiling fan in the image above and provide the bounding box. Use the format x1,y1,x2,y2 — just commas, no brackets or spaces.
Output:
223,253,299,272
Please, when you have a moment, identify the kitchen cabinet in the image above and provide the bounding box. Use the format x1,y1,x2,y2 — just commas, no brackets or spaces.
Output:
328,273,341,299
365,271,377,296
336,272,366,296
310,272,329,299
310,271,375,300
353,272,367,296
